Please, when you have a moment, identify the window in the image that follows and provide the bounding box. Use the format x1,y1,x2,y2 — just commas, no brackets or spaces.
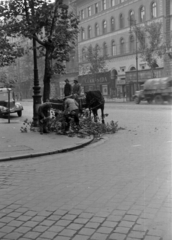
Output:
102,0,106,10
120,38,125,54
88,26,91,39
151,2,157,18
102,20,107,34
81,9,84,19
120,0,125,3
95,23,100,36
95,3,98,13
129,35,135,53
103,42,108,56
111,17,115,32
129,10,135,26
88,6,91,17
111,0,115,6
111,41,117,56
82,48,86,61
140,6,145,22
81,28,85,40
119,14,124,29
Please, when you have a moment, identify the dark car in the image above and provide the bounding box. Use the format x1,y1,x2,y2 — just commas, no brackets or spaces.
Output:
0,88,23,117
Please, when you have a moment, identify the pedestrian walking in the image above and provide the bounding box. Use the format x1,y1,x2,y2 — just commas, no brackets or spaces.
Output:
38,102,52,134
64,79,72,97
64,95,80,132
72,79,81,97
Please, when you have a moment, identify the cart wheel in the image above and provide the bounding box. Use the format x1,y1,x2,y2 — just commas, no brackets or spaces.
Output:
154,95,164,104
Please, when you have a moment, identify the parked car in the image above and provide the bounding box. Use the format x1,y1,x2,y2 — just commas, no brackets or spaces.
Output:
0,88,23,117
133,76,172,104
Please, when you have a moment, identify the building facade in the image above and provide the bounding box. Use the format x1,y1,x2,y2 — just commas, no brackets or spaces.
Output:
77,0,168,99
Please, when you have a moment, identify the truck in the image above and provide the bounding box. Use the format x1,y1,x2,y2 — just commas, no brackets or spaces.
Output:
133,76,172,104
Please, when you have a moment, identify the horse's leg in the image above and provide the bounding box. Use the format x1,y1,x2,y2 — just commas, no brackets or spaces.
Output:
93,109,98,122
101,106,105,124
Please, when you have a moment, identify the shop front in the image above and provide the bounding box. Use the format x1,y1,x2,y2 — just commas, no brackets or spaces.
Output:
78,72,111,96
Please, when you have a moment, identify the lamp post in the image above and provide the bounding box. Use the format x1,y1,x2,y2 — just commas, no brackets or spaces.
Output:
129,19,139,90
31,1,42,127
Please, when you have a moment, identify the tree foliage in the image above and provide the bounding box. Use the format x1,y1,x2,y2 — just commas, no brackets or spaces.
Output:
0,0,79,101
133,21,166,77
80,45,107,75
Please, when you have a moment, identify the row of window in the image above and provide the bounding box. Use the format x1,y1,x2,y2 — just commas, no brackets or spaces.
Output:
81,2,157,41
80,0,126,20
81,36,138,61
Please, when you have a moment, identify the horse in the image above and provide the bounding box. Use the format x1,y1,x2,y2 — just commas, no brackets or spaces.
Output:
84,90,105,124
50,91,105,124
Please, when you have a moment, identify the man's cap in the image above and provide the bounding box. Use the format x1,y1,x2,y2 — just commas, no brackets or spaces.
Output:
65,79,69,82
74,79,78,82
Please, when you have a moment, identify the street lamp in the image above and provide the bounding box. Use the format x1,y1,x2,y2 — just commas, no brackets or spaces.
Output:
31,1,42,127
129,19,139,91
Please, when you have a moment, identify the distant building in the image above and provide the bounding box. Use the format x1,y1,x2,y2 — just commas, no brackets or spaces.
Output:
76,0,169,99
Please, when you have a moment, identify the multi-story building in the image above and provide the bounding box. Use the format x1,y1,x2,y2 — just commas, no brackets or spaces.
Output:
77,0,169,99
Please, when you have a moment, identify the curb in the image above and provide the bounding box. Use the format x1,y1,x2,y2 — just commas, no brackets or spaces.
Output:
0,136,94,162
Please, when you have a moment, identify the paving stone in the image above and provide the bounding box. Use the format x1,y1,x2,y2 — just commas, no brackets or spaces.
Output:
0,226,15,233
15,208,28,213
23,221,38,228
39,220,55,226
85,222,100,229
97,226,113,234
15,226,31,234
127,210,142,216
79,228,95,236
144,236,161,240
102,221,118,228
90,232,108,240
114,227,130,234
33,225,49,233
24,231,41,239
0,232,6,238
54,236,70,240
48,225,64,233
3,232,22,239
17,215,32,222
148,229,164,237
72,235,89,240
118,221,135,228
132,224,148,232
8,204,20,210
55,220,71,227
47,215,61,221
1,209,13,215
8,220,23,227
107,215,123,222
61,214,77,221
68,209,83,215
58,229,76,237
74,218,89,224
128,231,145,238
79,213,94,219
67,223,83,230
54,210,68,216
31,216,46,222
123,215,138,222
39,231,58,239
90,217,105,223
0,217,14,223
24,211,37,217
7,212,22,218
0,222,5,228
109,233,126,240
37,211,52,217
95,212,110,218
0,205,6,210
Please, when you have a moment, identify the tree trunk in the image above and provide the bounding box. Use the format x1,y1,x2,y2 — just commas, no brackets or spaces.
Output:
43,49,52,102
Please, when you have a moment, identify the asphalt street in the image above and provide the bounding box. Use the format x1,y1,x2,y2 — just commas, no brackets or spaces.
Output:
0,102,171,240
